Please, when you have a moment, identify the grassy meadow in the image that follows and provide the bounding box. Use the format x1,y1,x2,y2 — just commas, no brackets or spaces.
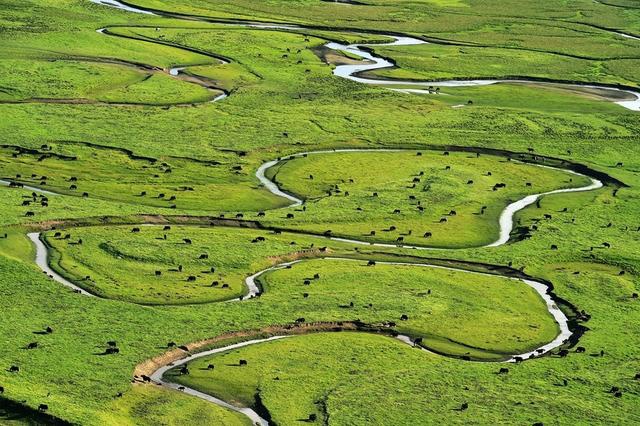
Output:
265,150,590,247
0,0,638,424
41,225,353,304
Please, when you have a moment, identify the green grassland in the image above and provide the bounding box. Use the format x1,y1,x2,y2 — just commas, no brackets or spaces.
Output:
0,142,286,212
99,385,250,426
368,41,640,87
169,330,639,425
42,226,558,355
41,225,353,304
265,150,590,247
257,258,558,357
112,0,640,38
0,0,639,424
0,59,216,105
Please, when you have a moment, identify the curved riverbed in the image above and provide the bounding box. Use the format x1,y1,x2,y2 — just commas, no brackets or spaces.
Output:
26,230,573,360
150,336,288,426
247,257,572,362
28,225,573,423
88,0,640,110
27,233,94,296
19,0,612,423
145,256,571,424
256,148,603,249
0,179,59,196
326,38,640,111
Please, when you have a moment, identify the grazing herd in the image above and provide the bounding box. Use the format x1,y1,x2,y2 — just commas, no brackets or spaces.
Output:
286,150,561,245
3,148,638,420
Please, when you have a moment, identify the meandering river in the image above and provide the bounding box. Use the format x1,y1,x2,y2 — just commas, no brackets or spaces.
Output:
89,0,640,110
12,1,621,423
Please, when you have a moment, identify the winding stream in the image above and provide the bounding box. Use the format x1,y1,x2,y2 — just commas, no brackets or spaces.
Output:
0,179,59,196
27,232,94,296
256,148,603,249
150,336,289,426
145,256,571,426
326,38,640,111
243,256,572,363
87,0,640,110
27,224,574,425
15,0,619,423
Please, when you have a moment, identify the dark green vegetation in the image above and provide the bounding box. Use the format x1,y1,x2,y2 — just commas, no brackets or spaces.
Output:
0,0,639,424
